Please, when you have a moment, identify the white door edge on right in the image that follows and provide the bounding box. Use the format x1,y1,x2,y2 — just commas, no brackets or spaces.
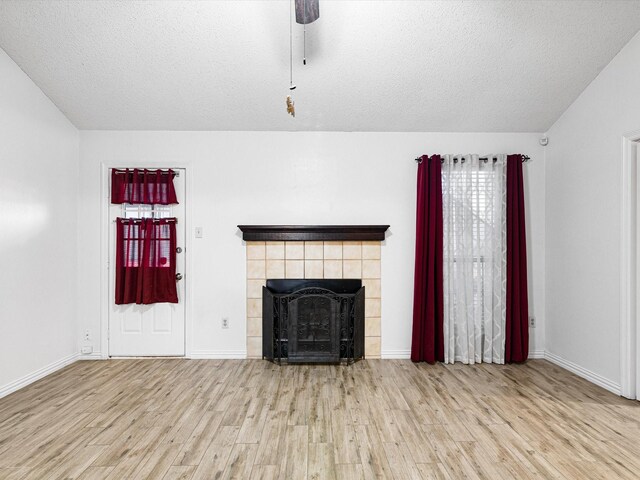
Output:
636,145,640,399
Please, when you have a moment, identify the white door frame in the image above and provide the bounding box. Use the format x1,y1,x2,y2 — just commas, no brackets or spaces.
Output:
100,161,194,359
620,129,640,399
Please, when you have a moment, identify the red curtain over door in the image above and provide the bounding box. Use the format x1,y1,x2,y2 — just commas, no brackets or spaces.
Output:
505,155,529,362
115,218,179,305
411,155,445,363
111,169,179,205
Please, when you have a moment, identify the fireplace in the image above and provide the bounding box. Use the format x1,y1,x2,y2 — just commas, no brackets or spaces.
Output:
263,279,364,363
238,225,389,359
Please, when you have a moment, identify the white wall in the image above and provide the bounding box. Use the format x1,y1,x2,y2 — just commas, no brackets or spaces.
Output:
545,31,640,387
78,131,545,358
0,48,79,395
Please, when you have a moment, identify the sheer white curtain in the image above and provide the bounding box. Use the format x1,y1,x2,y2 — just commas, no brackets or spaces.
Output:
442,154,507,364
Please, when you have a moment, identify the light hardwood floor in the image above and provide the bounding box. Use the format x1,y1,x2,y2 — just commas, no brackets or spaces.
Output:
0,359,639,479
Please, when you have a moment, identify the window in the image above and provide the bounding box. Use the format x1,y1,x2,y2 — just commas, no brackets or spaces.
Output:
122,203,172,219
441,156,506,364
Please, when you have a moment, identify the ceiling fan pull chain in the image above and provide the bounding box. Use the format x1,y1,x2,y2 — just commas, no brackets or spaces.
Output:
289,0,294,89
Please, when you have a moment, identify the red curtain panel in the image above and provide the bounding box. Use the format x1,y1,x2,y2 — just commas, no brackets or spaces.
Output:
411,155,445,363
505,154,529,362
111,168,179,205
115,218,179,305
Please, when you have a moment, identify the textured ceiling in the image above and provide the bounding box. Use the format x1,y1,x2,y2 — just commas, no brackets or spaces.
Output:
0,0,639,132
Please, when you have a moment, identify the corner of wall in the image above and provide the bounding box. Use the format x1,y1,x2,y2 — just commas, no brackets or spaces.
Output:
542,30,640,389
0,44,82,396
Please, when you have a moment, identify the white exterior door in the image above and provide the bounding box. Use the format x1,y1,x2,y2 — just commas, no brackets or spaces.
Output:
637,147,640,399
108,168,186,356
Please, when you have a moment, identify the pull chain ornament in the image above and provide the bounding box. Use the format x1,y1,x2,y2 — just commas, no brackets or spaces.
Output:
286,95,295,117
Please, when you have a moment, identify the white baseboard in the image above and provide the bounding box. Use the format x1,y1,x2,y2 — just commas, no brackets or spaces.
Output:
528,350,545,359
0,352,79,399
383,350,545,360
381,349,411,359
78,352,107,360
544,351,621,396
190,350,247,359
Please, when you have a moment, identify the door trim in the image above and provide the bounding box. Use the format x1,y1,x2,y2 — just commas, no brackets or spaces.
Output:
100,161,194,359
620,129,640,399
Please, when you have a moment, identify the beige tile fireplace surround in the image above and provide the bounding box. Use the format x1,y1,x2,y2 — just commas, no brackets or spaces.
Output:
245,241,382,359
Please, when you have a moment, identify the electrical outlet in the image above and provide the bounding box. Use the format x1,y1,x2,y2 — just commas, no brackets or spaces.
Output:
529,317,536,328
222,317,229,329
81,346,93,354
84,330,91,341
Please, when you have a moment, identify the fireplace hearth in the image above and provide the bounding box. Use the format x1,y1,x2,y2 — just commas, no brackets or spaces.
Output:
262,279,364,364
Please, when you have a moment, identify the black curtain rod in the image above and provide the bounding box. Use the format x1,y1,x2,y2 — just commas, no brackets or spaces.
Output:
113,169,179,177
116,218,178,224
414,155,530,164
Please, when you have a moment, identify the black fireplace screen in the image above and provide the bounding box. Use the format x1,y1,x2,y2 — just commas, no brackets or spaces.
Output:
262,279,364,364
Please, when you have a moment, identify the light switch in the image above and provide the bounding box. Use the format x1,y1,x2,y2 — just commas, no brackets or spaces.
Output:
195,227,203,238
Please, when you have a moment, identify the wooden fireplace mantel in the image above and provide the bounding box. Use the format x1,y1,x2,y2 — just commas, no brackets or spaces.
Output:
237,225,390,242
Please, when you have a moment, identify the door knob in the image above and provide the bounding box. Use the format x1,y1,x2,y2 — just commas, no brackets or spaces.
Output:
175,273,183,281
176,247,183,253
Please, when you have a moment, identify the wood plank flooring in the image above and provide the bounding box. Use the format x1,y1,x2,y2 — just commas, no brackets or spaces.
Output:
0,359,639,479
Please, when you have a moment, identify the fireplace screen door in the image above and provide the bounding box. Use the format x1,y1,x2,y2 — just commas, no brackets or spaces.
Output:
262,279,365,364
289,295,341,362
108,168,186,357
